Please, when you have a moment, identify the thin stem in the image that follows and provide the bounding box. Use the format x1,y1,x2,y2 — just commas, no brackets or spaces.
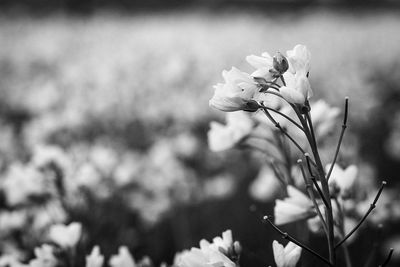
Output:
261,107,307,155
327,97,349,181
379,248,394,267
262,105,304,132
263,215,333,267
334,198,352,267
305,154,330,208
335,181,387,249
298,159,328,235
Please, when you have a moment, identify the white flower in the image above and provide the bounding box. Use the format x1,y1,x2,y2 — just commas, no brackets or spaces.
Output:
29,244,57,267
209,67,258,112
274,185,315,225
109,246,136,267
246,52,274,79
86,246,104,267
208,111,254,152
176,246,235,267
310,100,340,137
326,164,358,197
0,211,27,232
249,165,281,202
272,241,302,267
280,72,312,104
48,222,82,248
175,230,238,267
286,44,311,75
1,163,47,206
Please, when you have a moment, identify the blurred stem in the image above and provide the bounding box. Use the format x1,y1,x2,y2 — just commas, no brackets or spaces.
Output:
326,97,349,182
334,198,352,267
294,103,336,266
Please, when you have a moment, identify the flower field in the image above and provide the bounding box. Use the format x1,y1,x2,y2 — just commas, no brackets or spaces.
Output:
1,8,400,267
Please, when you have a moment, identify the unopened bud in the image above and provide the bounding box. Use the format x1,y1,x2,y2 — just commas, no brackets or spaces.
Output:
273,52,289,74
233,241,242,255
243,100,260,112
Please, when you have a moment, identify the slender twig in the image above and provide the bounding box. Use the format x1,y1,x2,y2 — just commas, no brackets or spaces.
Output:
305,154,330,208
262,105,304,132
261,106,307,155
327,97,349,181
263,215,333,267
334,198,353,267
379,248,394,267
298,159,328,235
335,181,387,249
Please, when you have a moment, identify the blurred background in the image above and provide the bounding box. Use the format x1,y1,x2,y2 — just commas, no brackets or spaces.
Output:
1,0,400,266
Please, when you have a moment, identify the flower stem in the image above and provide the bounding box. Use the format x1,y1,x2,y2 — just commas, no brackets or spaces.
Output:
335,181,387,249
326,97,349,181
263,215,333,267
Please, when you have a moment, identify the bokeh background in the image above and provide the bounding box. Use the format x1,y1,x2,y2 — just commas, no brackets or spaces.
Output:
1,1,400,266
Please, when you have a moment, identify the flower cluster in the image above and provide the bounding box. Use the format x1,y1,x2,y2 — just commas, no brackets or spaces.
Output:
208,44,393,267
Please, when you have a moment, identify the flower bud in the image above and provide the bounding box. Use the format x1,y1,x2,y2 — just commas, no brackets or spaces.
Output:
243,100,260,112
273,52,289,74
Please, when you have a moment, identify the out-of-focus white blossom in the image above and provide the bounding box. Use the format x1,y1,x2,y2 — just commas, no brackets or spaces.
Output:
208,111,254,152
175,230,238,267
29,244,57,267
86,246,104,267
274,186,315,225
326,164,358,198
2,163,48,206
246,52,274,79
272,241,302,267
310,100,340,137
209,67,258,112
249,165,281,202
109,246,136,267
48,222,82,248
0,211,27,234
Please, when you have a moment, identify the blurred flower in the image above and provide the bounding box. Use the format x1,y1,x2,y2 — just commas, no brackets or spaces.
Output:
272,241,301,267
2,163,49,206
175,230,239,267
274,186,315,225
209,67,258,112
326,164,358,198
48,222,82,248
0,211,27,235
286,44,311,75
208,111,254,152
29,244,57,267
109,246,136,267
249,165,281,202
246,52,274,79
86,246,104,267
310,100,340,137
203,175,235,199
0,255,25,267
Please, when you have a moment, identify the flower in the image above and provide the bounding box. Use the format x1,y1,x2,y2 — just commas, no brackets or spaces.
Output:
279,72,312,104
209,67,258,112
272,241,302,267
109,246,136,267
274,185,315,225
175,230,239,267
286,44,311,75
208,111,254,152
48,222,82,248
29,244,57,267
310,100,340,137
249,165,281,202
246,52,274,79
86,246,104,267
326,164,358,198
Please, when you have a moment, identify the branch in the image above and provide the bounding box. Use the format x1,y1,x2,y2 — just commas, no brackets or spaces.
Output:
379,248,394,267
263,215,333,267
327,97,349,181
335,181,387,249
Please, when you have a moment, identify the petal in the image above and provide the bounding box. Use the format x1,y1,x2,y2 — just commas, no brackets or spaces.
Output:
279,86,306,104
